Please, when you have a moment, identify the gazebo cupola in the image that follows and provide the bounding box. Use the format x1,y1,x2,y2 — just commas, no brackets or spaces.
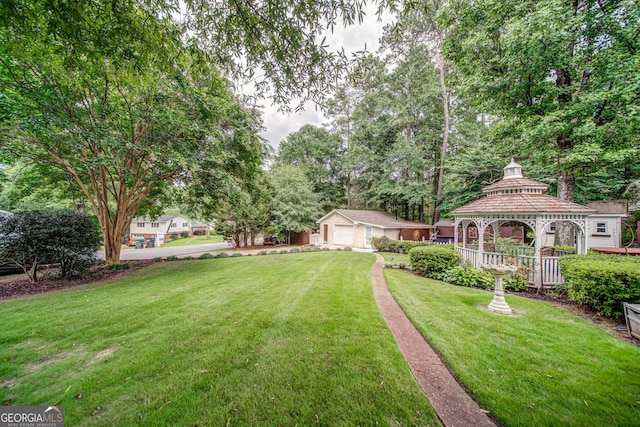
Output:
452,159,595,288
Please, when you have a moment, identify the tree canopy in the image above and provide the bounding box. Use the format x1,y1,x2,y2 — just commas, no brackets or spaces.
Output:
1,0,262,263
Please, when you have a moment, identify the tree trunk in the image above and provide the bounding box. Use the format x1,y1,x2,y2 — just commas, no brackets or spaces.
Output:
28,257,38,283
346,172,352,209
555,170,576,246
433,54,450,224
553,65,577,247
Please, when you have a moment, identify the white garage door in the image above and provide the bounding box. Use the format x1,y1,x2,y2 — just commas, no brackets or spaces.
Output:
334,225,354,245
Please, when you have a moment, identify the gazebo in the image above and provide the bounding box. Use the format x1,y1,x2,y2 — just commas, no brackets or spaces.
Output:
452,159,595,288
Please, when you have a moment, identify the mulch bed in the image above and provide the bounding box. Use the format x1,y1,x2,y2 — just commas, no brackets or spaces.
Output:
0,260,152,301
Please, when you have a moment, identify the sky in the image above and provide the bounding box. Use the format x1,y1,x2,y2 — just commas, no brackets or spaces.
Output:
253,7,395,150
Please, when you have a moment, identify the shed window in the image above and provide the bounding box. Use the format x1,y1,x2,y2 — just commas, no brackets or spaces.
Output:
171,223,177,227
137,222,145,228
151,223,159,228
596,222,607,233
182,222,188,227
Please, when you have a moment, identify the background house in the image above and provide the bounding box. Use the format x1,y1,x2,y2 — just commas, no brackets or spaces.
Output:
539,200,628,249
317,209,432,249
129,215,193,246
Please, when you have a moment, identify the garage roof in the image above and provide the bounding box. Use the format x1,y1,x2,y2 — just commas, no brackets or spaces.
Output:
318,209,433,229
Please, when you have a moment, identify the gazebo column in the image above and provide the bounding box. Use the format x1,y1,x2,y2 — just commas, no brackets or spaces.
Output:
490,223,500,252
581,221,589,254
477,221,487,268
462,222,468,248
533,218,544,289
453,220,461,249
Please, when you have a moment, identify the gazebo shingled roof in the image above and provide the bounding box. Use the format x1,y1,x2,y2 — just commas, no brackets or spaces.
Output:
452,193,595,214
452,160,594,215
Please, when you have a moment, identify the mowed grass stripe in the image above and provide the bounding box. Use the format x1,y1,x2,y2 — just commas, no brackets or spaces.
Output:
385,269,640,427
0,252,439,426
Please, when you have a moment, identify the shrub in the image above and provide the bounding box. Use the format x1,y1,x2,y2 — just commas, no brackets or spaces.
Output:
215,252,230,258
230,252,243,257
409,245,462,280
152,257,163,262
442,266,494,288
0,209,101,281
559,254,640,319
193,229,204,236
370,235,391,252
503,273,529,292
107,263,131,271
289,248,301,253
257,250,268,256
553,245,576,252
385,240,442,253
180,231,189,238
165,255,179,262
199,253,215,260
183,256,194,260
343,247,352,251
279,249,289,254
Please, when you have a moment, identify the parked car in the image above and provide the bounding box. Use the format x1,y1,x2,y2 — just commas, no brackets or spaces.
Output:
263,236,281,246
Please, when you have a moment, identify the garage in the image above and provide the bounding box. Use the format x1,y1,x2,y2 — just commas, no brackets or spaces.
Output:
317,209,433,249
334,225,354,246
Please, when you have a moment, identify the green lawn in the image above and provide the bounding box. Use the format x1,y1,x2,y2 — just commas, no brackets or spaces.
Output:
160,234,224,247
0,252,438,426
385,269,640,427
380,252,411,266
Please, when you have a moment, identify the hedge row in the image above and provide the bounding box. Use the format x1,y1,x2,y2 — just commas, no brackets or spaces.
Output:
559,254,640,319
371,236,443,253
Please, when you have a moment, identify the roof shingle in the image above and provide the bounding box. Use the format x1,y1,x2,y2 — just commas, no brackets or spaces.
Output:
324,209,432,229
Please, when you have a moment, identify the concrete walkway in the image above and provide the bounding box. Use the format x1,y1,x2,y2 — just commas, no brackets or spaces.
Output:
371,254,496,427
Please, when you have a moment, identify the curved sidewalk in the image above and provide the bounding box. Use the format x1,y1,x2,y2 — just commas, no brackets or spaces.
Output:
371,254,496,427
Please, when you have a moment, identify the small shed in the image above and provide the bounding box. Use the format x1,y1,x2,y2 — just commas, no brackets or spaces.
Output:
317,209,433,249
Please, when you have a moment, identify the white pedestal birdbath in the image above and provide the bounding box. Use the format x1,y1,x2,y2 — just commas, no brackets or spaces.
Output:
482,263,518,315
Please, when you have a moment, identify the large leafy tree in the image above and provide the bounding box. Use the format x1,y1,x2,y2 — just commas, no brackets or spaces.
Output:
338,36,447,222
441,0,640,243
0,1,262,263
384,2,455,222
1,0,398,108
213,177,271,248
269,165,322,241
0,162,86,211
274,124,345,212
